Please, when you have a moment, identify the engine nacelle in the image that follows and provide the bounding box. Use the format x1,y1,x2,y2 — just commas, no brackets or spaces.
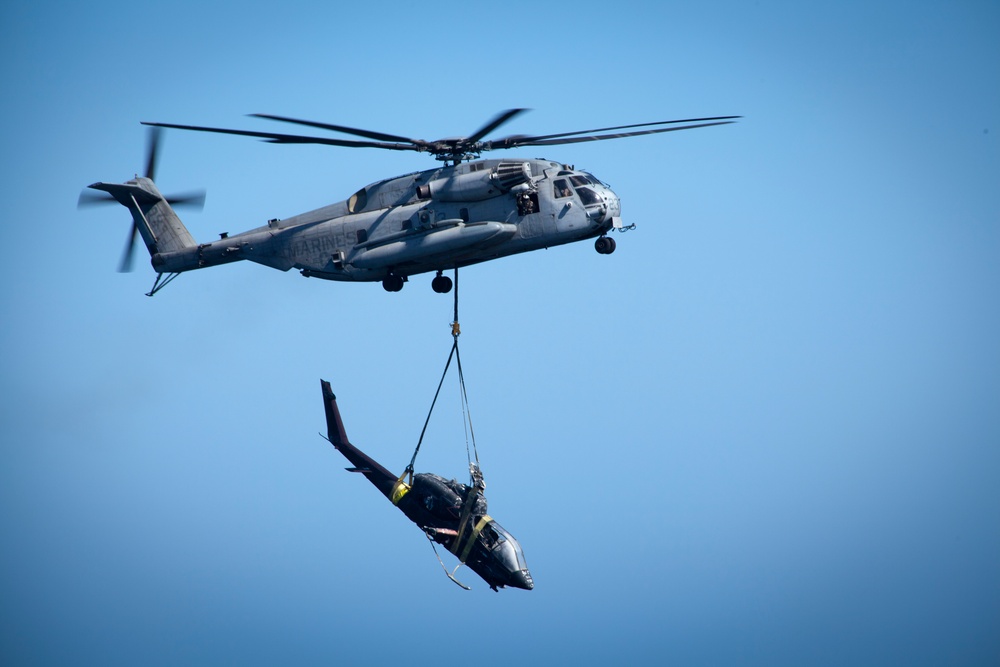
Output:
416,161,532,202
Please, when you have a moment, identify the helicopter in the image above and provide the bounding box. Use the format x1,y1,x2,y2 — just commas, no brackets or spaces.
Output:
320,379,532,591
80,110,738,294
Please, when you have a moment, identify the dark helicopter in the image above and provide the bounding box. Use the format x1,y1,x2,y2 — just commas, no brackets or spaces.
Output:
80,110,737,295
319,379,532,591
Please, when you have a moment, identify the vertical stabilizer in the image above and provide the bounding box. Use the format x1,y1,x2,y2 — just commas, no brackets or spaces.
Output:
320,380,399,499
87,177,196,255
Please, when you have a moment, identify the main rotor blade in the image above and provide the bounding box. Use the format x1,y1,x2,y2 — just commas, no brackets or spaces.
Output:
118,222,139,273
141,122,422,152
494,115,741,145
249,114,425,146
463,108,529,145
491,119,739,149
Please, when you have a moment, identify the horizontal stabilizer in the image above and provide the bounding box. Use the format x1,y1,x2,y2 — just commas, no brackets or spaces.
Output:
88,181,162,206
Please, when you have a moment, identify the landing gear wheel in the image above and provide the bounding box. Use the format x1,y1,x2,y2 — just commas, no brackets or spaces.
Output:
382,274,405,292
595,236,616,254
431,273,453,294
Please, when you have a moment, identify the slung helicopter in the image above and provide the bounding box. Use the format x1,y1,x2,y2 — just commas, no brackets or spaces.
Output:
320,379,532,591
80,110,738,294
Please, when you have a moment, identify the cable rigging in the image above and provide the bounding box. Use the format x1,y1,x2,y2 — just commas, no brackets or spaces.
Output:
394,268,490,589
403,267,481,483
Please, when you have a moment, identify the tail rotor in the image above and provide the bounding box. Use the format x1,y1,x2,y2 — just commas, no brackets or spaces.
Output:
78,127,206,272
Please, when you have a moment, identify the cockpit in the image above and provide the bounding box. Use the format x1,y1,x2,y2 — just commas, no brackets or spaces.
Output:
485,521,533,589
553,172,602,197
550,170,618,224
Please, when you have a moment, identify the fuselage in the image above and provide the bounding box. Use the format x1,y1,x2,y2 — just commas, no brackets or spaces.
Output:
151,158,622,284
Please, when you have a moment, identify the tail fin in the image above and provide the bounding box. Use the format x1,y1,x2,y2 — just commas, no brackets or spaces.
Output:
320,379,399,500
88,177,196,256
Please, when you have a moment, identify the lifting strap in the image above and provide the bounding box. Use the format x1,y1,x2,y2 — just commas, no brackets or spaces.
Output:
409,268,489,589
405,268,481,478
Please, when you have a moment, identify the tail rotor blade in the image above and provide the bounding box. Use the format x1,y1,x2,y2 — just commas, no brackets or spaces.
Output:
145,126,162,181
117,222,139,273
165,190,206,209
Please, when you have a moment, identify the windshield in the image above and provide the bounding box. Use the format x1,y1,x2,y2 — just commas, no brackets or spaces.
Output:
488,522,528,571
576,187,601,207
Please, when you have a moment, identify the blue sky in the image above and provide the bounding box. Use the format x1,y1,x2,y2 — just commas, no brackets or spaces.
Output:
2,1,998,665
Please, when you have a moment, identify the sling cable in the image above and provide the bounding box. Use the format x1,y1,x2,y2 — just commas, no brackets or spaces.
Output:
390,268,488,588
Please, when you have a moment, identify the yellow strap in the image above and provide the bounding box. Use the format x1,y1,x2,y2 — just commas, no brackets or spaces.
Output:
391,470,412,505
454,514,492,563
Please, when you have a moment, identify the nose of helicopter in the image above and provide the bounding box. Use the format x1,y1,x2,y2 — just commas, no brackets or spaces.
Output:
510,568,534,590
606,186,621,219
589,184,620,224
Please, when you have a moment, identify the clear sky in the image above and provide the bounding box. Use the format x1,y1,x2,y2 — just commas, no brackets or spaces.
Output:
2,1,998,665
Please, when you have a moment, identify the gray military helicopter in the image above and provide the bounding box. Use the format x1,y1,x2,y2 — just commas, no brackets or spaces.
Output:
80,110,737,294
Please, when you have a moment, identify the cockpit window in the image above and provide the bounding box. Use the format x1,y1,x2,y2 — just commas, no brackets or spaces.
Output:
569,175,592,187
347,187,367,213
576,187,601,207
553,179,572,199
488,522,528,571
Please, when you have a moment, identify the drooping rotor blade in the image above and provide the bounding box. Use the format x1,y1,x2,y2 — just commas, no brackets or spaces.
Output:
490,119,740,149
141,121,421,152
145,126,162,181
463,108,529,145
118,222,139,273
249,114,425,146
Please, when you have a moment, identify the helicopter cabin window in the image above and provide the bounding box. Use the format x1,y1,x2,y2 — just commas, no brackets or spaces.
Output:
516,191,538,216
570,175,593,187
553,179,572,198
356,228,368,244
347,187,368,213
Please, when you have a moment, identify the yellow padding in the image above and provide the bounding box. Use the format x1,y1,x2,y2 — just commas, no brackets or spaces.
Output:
458,515,493,563
391,480,411,505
